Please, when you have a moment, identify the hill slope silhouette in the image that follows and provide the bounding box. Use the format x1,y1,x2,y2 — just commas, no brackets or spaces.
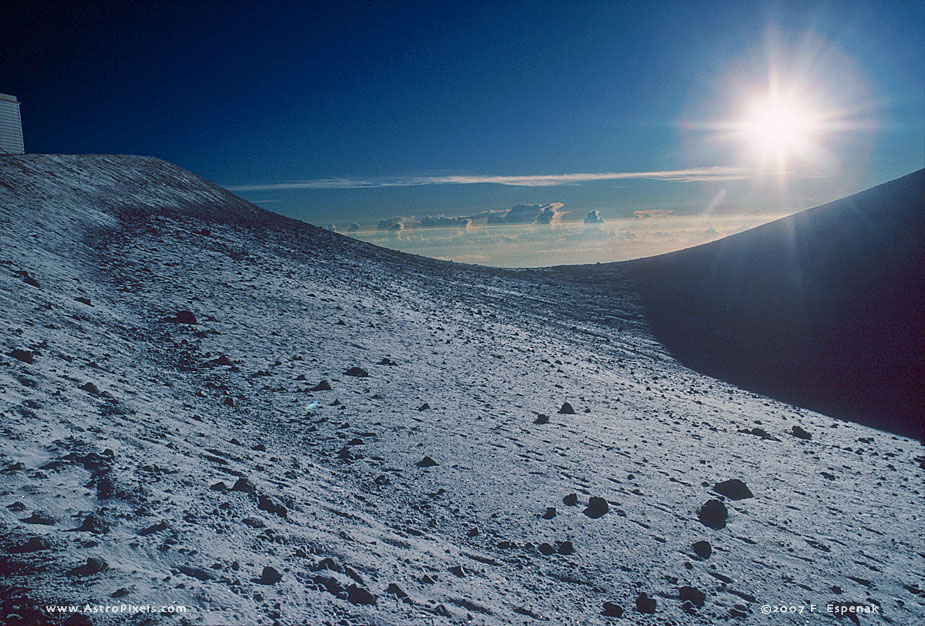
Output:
630,171,925,438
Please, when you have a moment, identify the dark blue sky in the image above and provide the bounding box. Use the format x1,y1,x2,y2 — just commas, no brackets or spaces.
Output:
6,0,923,227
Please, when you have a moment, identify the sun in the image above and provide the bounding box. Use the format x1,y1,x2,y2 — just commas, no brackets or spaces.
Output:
738,91,821,167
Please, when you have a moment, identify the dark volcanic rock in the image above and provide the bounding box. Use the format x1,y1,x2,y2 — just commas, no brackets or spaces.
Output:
9,349,33,364
22,510,57,525
418,403,430,411
714,479,753,500
138,521,169,536
556,540,575,555
258,495,288,518
584,496,609,518
69,556,108,577
416,456,438,467
75,512,109,534
679,586,706,608
257,566,283,585
538,543,555,556
344,367,369,377
602,602,624,618
347,584,377,605
791,425,812,440
178,565,216,581
386,583,408,598
310,380,332,391
558,402,575,415
533,413,549,424
698,499,728,529
231,477,257,495
562,493,578,506
635,592,656,614
542,507,557,519
10,536,51,553
692,540,712,559
164,310,198,324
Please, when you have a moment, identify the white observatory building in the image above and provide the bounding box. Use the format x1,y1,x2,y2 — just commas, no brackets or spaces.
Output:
0,94,25,154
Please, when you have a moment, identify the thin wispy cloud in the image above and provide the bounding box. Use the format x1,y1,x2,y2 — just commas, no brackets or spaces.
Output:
227,166,754,192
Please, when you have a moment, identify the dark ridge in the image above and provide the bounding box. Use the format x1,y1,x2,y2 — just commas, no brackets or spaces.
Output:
628,170,925,439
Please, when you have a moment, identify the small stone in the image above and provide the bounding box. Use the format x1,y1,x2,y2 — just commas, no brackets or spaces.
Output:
416,456,438,468
9,349,33,364
258,495,288,518
448,565,466,577
209,481,228,492
69,556,108,577
538,543,555,555
584,496,609,518
22,509,57,525
11,536,51,553
231,477,257,495
562,493,578,506
533,414,549,424
635,592,656,614
165,310,197,324
344,367,369,377
541,507,557,519
258,566,283,585
558,402,575,415
310,380,332,391
791,425,812,440
346,584,377,605
223,397,236,407
692,540,712,559
75,512,109,534
698,499,728,529
602,602,624,618
80,382,100,395
386,583,408,598
418,403,430,411
679,586,706,608
557,541,574,555
713,479,753,500
138,521,169,536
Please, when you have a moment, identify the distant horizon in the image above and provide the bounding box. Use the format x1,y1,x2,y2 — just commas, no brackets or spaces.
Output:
6,0,923,265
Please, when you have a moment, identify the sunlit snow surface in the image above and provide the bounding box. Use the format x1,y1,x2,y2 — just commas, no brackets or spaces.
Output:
0,155,921,625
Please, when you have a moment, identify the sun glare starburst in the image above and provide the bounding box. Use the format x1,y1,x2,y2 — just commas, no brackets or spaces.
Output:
739,93,820,166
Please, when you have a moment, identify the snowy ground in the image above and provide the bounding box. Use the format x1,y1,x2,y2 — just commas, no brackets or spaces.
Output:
1,155,922,626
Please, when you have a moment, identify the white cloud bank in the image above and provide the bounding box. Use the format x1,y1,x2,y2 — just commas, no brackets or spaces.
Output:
227,166,754,192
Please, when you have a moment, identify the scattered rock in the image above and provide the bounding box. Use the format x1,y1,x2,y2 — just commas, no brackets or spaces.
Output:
538,543,555,556
556,541,574,555
713,479,753,500
791,425,812,440
75,296,93,306
386,583,408,598
231,477,257,495
344,367,369,377
223,397,237,407
177,565,215,581
698,499,728,529
209,481,228,492
533,414,549,424
258,495,288,518
679,586,706,608
138,521,169,536
416,456,438,468
378,357,398,366
257,566,283,585
164,310,198,324
692,540,712,559
448,565,466,577
9,349,33,364
418,403,430,411
542,507,557,519
558,402,575,415
80,382,101,395
310,380,332,391
347,584,377,605
584,496,609,518
602,602,624,618
75,512,109,534
635,592,656,614
22,510,57,525
69,556,108,577
209,355,234,367
562,493,578,506
10,536,51,553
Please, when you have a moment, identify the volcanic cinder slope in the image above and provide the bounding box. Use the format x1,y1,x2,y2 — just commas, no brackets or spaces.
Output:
0,155,922,626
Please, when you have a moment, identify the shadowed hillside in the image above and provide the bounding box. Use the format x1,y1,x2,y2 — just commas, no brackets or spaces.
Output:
630,171,925,439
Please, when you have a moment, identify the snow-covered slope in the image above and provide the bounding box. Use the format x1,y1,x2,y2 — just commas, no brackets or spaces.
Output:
1,155,922,626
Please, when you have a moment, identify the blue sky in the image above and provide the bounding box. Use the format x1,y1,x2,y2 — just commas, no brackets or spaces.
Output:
6,0,923,264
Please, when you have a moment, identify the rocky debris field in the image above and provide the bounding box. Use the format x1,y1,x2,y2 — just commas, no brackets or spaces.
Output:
1,155,922,625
